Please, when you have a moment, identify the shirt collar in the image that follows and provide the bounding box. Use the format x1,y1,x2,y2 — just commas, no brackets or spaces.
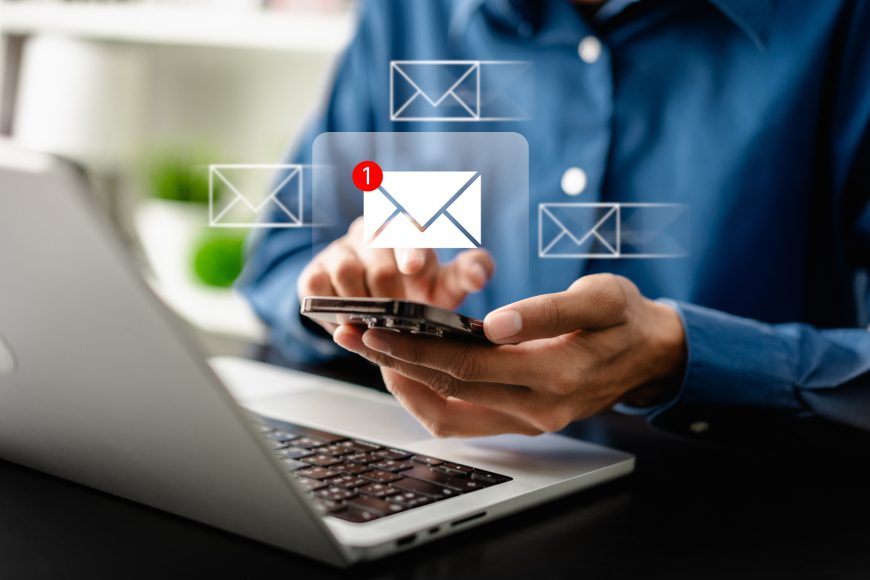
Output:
708,0,775,48
451,0,775,49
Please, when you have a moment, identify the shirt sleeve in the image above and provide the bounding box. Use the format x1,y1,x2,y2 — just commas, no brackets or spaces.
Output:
236,3,379,364
643,300,870,438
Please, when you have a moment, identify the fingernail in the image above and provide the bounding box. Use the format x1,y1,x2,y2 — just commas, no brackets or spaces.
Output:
468,262,488,290
362,331,391,354
398,249,423,273
485,310,522,342
397,249,410,270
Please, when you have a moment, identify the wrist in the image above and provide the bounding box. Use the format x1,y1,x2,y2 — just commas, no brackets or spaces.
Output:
625,300,687,407
649,300,687,381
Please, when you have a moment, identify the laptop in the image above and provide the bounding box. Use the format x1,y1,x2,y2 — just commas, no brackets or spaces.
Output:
0,146,634,566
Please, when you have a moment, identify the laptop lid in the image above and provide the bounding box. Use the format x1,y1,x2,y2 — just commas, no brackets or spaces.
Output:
0,146,349,566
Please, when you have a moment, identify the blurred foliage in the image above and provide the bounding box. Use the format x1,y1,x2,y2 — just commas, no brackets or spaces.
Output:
147,154,222,204
191,231,246,288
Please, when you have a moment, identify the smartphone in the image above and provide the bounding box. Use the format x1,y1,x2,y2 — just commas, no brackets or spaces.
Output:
300,296,488,342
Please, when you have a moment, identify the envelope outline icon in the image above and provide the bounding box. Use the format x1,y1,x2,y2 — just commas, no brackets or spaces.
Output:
539,202,688,259
539,203,620,258
364,171,482,249
391,61,481,121
209,164,303,228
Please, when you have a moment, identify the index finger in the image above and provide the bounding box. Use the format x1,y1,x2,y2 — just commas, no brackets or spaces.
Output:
360,329,548,386
394,248,436,275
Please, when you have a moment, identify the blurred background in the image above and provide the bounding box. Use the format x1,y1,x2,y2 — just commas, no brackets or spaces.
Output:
0,0,354,356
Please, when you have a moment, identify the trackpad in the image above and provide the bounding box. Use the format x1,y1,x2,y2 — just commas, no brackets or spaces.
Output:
243,388,431,445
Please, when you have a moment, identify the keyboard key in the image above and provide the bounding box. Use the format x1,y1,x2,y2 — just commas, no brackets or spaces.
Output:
346,452,383,464
434,465,471,477
347,494,405,516
297,477,328,492
321,441,360,456
358,483,394,498
264,430,299,443
275,447,315,460
331,507,378,523
296,466,341,480
270,441,290,451
385,491,434,509
392,477,458,499
293,437,329,449
337,463,371,475
441,462,473,473
313,499,346,513
360,470,402,484
328,475,369,489
412,455,443,466
281,458,308,471
471,469,512,485
374,449,413,461
348,440,383,452
403,465,465,489
315,486,358,502
450,478,487,492
370,460,414,473
256,424,275,433
302,454,343,467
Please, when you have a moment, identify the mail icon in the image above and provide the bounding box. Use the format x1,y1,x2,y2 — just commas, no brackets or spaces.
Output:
209,164,303,228
364,171,482,248
390,60,532,122
539,203,688,259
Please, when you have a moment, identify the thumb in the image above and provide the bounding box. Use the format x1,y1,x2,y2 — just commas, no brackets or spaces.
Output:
483,274,630,344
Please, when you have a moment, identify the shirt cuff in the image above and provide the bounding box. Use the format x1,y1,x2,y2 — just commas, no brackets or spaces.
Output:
273,282,344,363
619,300,806,431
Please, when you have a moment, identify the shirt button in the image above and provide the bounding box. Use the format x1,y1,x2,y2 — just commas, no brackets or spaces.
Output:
689,421,710,434
578,35,602,64
561,167,587,196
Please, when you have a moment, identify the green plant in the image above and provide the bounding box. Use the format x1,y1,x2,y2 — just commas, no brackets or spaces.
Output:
191,232,246,288
148,156,220,204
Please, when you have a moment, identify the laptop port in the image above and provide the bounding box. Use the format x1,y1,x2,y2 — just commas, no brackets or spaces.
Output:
450,512,486,527
395,534,416,547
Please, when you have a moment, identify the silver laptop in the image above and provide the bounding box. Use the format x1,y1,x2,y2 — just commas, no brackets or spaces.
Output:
0,146,634,566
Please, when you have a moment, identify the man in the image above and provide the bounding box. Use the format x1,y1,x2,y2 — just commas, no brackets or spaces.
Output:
240,0,870,443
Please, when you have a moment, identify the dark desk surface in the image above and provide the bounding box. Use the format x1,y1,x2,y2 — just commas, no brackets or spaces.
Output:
3,359,869,580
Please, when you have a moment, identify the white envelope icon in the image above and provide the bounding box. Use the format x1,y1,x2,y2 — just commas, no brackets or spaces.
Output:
209,164,302,228
364,171,482,248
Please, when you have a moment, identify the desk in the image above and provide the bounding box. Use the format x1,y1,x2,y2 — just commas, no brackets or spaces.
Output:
2,359,868,579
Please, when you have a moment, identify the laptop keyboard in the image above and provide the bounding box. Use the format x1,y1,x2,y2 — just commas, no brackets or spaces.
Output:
253,416,512,524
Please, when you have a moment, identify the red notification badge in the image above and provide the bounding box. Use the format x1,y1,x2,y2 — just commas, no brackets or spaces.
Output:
352,161,383,192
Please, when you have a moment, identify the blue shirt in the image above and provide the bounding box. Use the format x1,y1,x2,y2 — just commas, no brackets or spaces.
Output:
239,0,870,440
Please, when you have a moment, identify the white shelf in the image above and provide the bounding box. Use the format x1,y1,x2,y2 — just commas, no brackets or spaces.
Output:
0,2,354,52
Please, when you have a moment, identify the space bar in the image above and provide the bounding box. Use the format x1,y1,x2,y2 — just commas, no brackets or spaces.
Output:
392,477,458,499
